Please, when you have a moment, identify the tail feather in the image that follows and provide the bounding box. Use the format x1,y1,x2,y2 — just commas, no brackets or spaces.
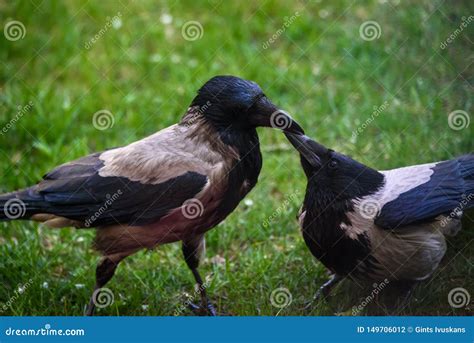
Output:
0,188,45,221
458,154,474,209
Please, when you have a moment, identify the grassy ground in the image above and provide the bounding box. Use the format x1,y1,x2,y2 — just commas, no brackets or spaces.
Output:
0,0,472,316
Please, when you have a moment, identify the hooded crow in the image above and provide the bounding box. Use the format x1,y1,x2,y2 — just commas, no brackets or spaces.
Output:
0,75,303,315
285,133,473,305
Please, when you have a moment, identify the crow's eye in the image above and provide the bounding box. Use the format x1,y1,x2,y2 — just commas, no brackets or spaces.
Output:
328,159,338,169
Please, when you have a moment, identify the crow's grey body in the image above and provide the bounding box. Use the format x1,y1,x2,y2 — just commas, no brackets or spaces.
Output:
343,160,467,281
299,157,472,282
1,115,246,255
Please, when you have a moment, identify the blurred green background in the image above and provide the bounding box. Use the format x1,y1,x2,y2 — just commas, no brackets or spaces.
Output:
0,0,472,315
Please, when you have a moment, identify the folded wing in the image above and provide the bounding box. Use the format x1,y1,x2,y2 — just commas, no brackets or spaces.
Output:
375,154,474,229
3,147,209,227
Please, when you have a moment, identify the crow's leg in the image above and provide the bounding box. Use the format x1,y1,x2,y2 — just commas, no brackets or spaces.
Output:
305,273,343,310
317,273,343,298
182,235,216,316
84,252,129,316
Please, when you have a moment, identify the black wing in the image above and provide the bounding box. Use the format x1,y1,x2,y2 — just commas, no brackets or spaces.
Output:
26,152,208,226
375,155,474,229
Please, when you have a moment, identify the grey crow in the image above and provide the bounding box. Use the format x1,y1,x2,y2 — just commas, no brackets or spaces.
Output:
0,75,303,315
285,133,473,306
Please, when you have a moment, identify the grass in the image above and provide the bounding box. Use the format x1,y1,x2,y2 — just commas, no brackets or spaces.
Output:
0,0,472,316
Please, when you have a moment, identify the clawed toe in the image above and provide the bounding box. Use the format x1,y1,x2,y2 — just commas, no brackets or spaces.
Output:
304,274,343,312
84,303,95,316
315,286,331,300
304,287,328,312
187,301,217,316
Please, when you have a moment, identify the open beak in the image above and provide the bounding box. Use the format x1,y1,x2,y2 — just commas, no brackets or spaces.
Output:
284,133,328,168
249,96,304,135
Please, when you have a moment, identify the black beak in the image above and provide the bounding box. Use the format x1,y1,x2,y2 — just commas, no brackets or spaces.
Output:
284,133,328,168
249,96,304,134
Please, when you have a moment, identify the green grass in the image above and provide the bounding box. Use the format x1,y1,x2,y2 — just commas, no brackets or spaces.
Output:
0,0,472,316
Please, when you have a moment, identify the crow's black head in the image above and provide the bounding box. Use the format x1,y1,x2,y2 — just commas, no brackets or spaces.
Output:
285,133,384,200
190,75,303,134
